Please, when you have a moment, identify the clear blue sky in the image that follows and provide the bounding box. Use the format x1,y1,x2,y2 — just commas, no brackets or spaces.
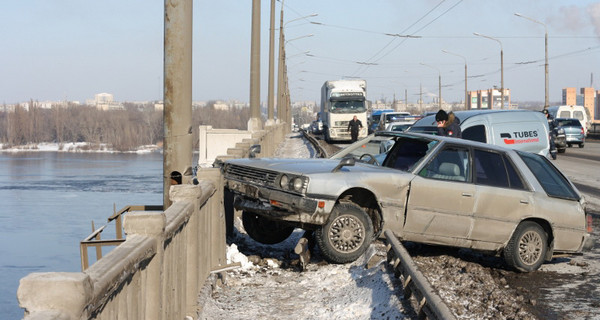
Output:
1,0,599,105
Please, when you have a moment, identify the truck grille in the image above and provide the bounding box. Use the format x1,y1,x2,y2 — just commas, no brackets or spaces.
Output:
224,164,278,187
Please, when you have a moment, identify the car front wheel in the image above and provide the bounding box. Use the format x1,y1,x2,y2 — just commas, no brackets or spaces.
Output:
242,211,295,245
315,202,374,264
504,221,548,272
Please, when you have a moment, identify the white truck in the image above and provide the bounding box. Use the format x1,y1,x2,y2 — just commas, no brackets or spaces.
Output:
320,80,368,143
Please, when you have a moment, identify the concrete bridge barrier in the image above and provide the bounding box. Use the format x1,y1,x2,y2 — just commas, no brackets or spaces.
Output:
17,123,287,319
18,170,226,320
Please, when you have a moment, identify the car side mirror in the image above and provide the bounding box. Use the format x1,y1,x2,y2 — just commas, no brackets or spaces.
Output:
249,144,261,158
332,157,355,172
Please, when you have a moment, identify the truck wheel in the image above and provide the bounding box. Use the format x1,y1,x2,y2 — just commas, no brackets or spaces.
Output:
315,202,374,264
503,221,547,272
242,211,294,244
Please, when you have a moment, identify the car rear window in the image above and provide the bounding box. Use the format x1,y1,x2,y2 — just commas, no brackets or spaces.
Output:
517,151,579,201
557,119,581,127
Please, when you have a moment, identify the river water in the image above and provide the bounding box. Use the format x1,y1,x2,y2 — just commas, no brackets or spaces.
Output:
0,151,164,319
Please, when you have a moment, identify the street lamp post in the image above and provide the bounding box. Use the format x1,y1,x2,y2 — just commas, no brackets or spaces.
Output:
474,32,504,109
420,62,442,109
276,6,317,130
442,50,468,110
515,13,549,110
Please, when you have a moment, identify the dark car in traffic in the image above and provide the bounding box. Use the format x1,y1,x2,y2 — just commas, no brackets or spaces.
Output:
555,118,585,148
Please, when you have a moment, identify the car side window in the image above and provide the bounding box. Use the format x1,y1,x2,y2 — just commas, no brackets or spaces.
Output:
518,151,579,200
419,146,470,182
474,149,525,190
462,125,486,143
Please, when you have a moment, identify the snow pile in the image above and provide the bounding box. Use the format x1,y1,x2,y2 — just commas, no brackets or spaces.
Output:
201,234,410,320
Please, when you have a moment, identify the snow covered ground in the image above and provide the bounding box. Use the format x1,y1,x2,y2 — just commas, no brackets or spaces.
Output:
0,142,160,153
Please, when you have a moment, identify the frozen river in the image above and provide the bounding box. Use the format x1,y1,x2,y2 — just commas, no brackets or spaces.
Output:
0,151,164,319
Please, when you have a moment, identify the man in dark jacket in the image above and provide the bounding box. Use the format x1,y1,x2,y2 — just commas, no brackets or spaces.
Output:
347,115,363,142
435,110,461,138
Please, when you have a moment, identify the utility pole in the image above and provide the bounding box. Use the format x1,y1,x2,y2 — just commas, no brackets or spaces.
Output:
248,0,262,132
266,0,276,124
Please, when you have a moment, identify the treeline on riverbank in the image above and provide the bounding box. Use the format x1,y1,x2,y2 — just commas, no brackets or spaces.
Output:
0,100,250,151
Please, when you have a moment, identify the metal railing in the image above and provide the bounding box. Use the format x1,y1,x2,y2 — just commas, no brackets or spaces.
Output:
80,204,162,271
384,230,456,320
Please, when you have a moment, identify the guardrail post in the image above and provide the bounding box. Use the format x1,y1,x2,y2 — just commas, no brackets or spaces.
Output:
18,272,93,320
124,211,167,320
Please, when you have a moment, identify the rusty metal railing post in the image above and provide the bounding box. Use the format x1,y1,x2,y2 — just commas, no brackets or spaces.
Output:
164,0,194,209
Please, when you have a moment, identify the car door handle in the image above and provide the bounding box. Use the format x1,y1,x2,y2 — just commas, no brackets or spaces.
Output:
520,200,529,204
462,192,473,197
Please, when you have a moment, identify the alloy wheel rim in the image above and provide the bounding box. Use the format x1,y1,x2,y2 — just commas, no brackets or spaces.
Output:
518,230,543,265
329,215,365,253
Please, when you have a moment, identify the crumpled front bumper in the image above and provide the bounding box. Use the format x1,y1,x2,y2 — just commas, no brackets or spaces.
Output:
226,179,333,225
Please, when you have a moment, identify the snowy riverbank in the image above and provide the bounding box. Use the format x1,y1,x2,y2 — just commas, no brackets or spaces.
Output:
0,142,161,154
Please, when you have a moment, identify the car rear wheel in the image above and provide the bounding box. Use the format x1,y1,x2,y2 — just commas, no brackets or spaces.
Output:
315,202,374,264
579,143,584,148
504,221,547,272
242,211,295,245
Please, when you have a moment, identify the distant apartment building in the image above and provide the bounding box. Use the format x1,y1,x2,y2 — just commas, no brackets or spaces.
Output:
467,88,511,109
562,87,598,122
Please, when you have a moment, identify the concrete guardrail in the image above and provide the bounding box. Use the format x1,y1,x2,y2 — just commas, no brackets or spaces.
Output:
17,123,287,319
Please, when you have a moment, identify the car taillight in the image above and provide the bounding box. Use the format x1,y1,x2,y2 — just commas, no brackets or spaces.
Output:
581,127,584,135
587,214,593,233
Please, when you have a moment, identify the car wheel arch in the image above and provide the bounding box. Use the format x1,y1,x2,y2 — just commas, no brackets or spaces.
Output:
506,218,555,260
337,187,383,238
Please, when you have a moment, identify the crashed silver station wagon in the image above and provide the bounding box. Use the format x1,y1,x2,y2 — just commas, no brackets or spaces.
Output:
221,132,590,272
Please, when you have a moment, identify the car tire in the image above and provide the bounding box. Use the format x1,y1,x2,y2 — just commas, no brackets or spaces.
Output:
242,211,295,245
503,221,548,272
567,143,572,148
579,143,584,148
557,148,566,153
315,202,374,264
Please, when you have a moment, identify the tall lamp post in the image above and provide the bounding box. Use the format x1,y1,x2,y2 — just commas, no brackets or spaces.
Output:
442,50,468,110
515,13,549,110
420,62,442,109
276,6,317,129
474,32,504,109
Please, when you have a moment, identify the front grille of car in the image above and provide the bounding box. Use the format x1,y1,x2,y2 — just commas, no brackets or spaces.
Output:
225,164,278,187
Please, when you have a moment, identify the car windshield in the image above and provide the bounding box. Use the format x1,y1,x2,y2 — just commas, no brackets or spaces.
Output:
330,134,395,160
382,135,439,171
517,151,580,201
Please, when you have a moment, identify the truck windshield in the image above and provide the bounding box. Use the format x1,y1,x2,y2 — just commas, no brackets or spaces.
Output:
330,100,366,113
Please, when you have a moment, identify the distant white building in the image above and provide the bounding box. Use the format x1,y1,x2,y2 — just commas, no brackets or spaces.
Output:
87,93,124,111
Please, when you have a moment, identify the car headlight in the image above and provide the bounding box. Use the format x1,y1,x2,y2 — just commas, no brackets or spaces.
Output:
292,177,304,192
279,174,289,189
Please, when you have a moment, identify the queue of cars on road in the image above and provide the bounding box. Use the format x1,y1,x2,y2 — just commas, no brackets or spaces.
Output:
221,126,591,272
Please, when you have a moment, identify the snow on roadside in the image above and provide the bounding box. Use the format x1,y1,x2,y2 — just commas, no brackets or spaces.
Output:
199,219,411,320
0,142,160,154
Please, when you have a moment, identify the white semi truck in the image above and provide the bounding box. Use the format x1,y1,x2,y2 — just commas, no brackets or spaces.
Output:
320,80,368,143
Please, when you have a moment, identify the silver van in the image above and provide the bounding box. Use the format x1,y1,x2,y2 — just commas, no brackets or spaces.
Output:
409,109,550,156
